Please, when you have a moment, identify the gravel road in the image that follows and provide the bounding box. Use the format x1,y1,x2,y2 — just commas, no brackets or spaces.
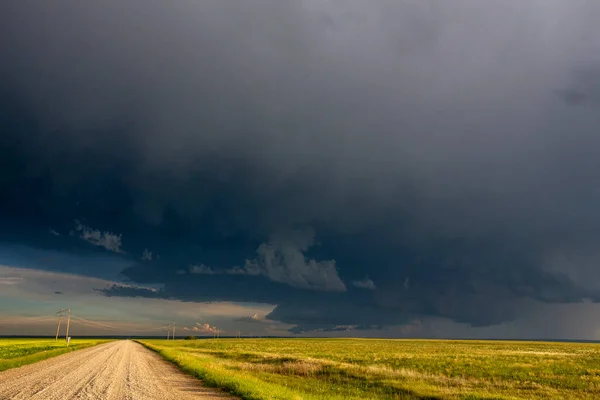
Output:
0,340,236,400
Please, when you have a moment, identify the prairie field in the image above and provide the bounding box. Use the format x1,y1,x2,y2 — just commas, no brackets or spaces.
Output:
140,338,600,400
0,338,111,372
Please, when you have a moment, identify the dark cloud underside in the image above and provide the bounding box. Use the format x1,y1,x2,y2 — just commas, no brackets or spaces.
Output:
2,0,600,335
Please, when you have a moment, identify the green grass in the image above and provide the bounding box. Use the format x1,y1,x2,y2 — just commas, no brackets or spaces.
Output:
139,338,600,399
0,338,111,372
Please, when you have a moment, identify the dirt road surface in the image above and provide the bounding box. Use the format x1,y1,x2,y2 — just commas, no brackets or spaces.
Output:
0,340,237,400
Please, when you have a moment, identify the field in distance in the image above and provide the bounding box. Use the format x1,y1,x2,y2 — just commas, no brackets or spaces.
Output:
0,338,111,372
140,338,600,400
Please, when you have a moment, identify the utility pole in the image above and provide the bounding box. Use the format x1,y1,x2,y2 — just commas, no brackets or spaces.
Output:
166,322,176,340
65,309,71,346
55,314,63,342
55,309,70,343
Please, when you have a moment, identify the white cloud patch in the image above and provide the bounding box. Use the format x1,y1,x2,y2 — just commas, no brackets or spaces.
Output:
108,282,161,294
49,229,60,236
184,322,219,334
73,220,124,253
141,248,153,261
0,277,23,285
327,325,359,332
226,266,259,276
189,264,258,276
189,229,346,292
189,264,218,275
236,313,266,324
352,277,376,290
244,229,346,292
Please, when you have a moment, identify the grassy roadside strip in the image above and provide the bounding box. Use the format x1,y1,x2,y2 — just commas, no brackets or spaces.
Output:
0,339,112,372
137,340,465,399
138,340,318,400
137,339,600,399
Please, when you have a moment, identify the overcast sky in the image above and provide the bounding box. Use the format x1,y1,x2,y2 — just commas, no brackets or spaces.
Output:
2,0,600,339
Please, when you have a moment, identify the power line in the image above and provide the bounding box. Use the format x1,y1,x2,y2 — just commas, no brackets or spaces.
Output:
0,316,57,323
3,311,180,337
71,316,171,332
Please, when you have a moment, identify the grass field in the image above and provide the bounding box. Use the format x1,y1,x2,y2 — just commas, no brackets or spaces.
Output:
0,338,111,372
140,338,600,400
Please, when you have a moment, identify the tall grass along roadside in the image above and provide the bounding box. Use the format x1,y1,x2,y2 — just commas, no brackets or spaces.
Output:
0,338,111,372
139,338,600,400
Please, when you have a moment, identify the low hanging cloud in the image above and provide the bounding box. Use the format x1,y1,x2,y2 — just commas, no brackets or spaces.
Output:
352,277,376,290
557,67,600,107
141,248,153,261
189,229,346,292
290,324,384,334
235,313,267,324
0,277,23,285
106,282,161,294
73,221,124,253
189,264,220,275
183,322,219,334
243,230,346,292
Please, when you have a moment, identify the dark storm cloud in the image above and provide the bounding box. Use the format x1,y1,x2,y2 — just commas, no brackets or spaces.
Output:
2,0,600,334
289,324,383,334
557,67,600,106
101,236,598,331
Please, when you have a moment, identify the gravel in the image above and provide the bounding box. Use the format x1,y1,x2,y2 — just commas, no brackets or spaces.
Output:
0,340,237,400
